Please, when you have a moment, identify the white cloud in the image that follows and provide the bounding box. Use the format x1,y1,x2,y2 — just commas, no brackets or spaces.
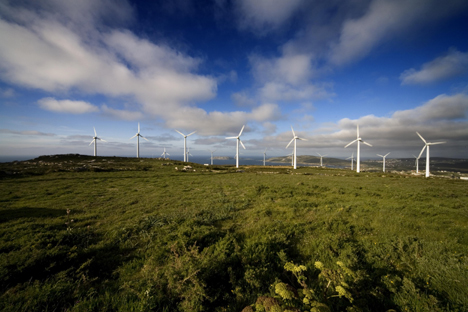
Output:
235,0,305,34
329,0,468,66
38,97,99,114
400,49,468,85
101,105,144,121
0,129,56,136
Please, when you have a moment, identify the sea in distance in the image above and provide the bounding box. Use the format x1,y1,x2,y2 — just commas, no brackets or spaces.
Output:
0,154,348,168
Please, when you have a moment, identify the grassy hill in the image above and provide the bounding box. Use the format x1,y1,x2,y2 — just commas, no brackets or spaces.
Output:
1,155,467,311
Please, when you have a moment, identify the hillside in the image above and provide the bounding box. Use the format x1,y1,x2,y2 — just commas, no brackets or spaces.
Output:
0,155,467,311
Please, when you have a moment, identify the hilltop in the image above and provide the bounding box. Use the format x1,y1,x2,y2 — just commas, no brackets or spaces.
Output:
1,154,467,311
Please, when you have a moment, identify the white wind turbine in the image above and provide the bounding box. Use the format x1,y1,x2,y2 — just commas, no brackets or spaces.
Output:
209,150,216,165
263,148,267,166
412,155,420,173
161,148,170,159
286,126,307,169
377,152,390,172
344,125,372,173
317,153,327,167
130,123,148,158
226,125,246,168
346,152,355,170
186,148,193,162
417,132,446,178
175,130,196,162
89,127,106,157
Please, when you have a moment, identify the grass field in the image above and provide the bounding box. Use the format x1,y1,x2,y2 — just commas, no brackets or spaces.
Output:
1,155,467,311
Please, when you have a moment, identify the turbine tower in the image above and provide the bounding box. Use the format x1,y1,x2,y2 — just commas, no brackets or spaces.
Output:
209,150,216,165
263,148,267,166
161,148,170,159
286,126,307,169
377,152,390,172
317,153,327,167
417,132,445,178
175,130,196,162
130,123,148,158
89,127,106,157
346,152,354,170
226,125,245,168
344,125,372,173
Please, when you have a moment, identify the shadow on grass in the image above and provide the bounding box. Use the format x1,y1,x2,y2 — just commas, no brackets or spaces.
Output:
0,207,65,223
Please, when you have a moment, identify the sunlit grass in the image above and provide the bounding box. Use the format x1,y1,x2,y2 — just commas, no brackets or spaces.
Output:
0,155,467,311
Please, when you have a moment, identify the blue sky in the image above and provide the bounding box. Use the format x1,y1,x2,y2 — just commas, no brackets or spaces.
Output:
1,0,468,160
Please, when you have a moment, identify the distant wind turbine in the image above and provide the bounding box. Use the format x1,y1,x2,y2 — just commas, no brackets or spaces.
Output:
89,127,106,157
186,148,193,162
209,150,216,165
377,152,390,172
175,130,196,162
412,154,420,173
226,125,246,168
346,152,354,170
317,153,327,167
161,148,170,159
130,123,148,158
286,126,307,169
344,125,372,173
263,148,267,166
417,132,446,178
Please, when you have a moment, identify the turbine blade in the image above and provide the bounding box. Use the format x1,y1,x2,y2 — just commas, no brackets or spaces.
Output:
141,135,149,141
226,136,236,139
297,137,307,141
130,134,137,140
138,123,140,133
175,129,185,137
240,140,246,149
428,141,446,145
385,152,390,157
377,154,383,157
187,131,196,137
238,125,245,137
89,139,95,146
100,139,107,142
418,145,426,159
344,139,357,148
416,132,426,144
362,141,372,147
94,127,97,137
291,126,295,137
357,124,359,138
286,138,295,149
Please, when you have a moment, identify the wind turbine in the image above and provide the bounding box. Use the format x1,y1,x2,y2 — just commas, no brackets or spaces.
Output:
263,148,267,166
346,152,354,170
417,132,446,178
377,152,390,172
186,148,193,162
317,153,327,167
161,148,170,159
412,154,420,173
209,150,216,165
344,125,372,173
130,123,148,158
175,130,196,162
89,127,106,157
226,125,246,168
286,126,307,169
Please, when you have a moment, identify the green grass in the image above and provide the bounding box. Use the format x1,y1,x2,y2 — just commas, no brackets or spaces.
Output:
1,155,467,311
